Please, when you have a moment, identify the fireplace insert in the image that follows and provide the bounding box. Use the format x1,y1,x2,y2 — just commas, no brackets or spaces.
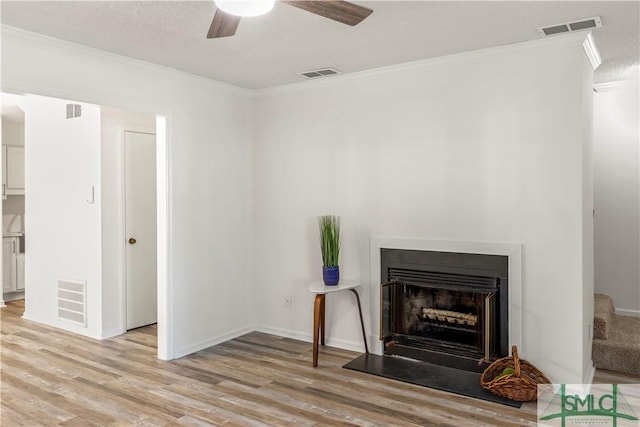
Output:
380,249,508,372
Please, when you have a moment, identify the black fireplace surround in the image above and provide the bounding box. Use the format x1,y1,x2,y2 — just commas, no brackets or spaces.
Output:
380,248,509,373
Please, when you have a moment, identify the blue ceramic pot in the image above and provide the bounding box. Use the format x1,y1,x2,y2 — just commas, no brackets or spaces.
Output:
323,266,340,286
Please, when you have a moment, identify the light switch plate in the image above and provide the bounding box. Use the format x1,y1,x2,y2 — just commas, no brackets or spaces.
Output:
84,186,94,204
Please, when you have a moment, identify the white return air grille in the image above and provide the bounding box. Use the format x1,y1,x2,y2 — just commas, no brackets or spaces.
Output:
299,67,341,79
58,278,87,327
537,16,602,37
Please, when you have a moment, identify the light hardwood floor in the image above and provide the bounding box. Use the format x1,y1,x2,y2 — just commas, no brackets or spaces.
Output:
1,300,637,426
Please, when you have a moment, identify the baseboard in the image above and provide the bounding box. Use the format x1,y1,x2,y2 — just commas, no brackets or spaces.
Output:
615,308,640,317
173,325,254,359
255,325,312,343
583,360,596,385
21,312,103,340
255,325,367,353
3,291,25,302
101,328,126,339
0,292,23,309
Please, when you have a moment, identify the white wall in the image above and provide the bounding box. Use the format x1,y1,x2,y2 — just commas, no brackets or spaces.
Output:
594,73,640,315
22,96,103,337
2,196,23,216
1,116,24,146
253,34,595,383
2,25,598,382
581,54,595,379
100,107,156,337
2,26,255,358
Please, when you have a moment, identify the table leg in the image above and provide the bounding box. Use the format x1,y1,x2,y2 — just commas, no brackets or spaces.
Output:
349,288,369,354
313,294,323,367
320,294,326,346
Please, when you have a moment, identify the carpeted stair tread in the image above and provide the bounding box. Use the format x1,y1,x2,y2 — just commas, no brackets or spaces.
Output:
593,315,640,376
594,294,615,340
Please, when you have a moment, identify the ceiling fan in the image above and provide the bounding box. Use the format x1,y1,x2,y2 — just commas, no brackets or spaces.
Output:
208,0,373,39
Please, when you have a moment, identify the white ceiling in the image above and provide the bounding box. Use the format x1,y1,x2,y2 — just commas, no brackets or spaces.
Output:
1,1,638,89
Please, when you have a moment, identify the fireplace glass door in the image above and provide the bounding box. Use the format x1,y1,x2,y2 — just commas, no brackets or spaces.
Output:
381,277,499,364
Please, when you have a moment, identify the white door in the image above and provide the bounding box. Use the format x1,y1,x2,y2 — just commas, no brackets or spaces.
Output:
125,131,157,330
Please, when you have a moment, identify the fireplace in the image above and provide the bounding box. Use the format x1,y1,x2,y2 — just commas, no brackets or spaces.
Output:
380,248,509,372
343,239,522,406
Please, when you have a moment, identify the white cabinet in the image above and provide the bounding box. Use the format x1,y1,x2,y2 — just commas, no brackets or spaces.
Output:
3,237,24,293
16,253,25,291
2,145,25,198
2,237,17,293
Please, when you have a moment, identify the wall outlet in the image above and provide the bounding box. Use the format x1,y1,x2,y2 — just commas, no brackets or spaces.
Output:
283,294,292,309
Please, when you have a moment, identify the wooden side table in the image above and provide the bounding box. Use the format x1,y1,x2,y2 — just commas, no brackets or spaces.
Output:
309,280,369,367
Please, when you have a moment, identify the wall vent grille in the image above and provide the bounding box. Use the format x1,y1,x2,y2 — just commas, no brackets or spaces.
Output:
538,16,602,37
299,67,341,79
57,278,87,327
65,104,82,119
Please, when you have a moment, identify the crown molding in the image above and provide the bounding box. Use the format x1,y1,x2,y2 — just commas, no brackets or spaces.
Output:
255,31,596,98
1,25,254,99
593,81,624,93
583,32,602,71
2,24,601,100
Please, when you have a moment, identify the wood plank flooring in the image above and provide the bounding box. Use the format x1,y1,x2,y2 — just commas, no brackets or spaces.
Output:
1,299,638,426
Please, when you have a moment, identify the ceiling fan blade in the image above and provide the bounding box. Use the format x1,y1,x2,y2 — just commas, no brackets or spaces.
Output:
207,9,241,38
281,0,373,26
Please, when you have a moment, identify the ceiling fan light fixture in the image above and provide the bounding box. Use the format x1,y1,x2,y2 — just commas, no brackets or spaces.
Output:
215,0,275,17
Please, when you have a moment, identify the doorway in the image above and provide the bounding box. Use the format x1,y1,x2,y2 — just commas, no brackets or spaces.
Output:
124,130,157,330
100,106,158,336
0,98,26,307
0,93,169,359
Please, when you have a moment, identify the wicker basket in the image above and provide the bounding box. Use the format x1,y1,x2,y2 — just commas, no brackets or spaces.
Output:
480,346,551,402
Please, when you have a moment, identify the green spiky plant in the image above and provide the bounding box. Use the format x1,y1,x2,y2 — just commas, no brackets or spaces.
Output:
318,215,341,267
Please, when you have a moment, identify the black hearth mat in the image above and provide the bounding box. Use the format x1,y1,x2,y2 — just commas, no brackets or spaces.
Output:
343,353,523,408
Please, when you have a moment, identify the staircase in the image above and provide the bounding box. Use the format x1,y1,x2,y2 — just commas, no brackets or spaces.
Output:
592,294,640,376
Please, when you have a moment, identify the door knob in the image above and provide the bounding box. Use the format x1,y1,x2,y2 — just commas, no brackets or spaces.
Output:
129,238,137,244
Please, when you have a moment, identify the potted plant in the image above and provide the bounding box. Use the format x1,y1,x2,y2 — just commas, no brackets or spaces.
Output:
318,215,341,286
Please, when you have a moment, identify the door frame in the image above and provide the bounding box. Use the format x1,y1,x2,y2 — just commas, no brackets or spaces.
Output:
1,87,172,361
121,127,157,332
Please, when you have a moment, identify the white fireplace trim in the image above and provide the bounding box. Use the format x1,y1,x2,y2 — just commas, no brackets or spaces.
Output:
369,236,523,357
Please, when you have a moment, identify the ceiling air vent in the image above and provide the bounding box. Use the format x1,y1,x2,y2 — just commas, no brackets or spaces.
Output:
299,67,341,79
538,16,602,37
